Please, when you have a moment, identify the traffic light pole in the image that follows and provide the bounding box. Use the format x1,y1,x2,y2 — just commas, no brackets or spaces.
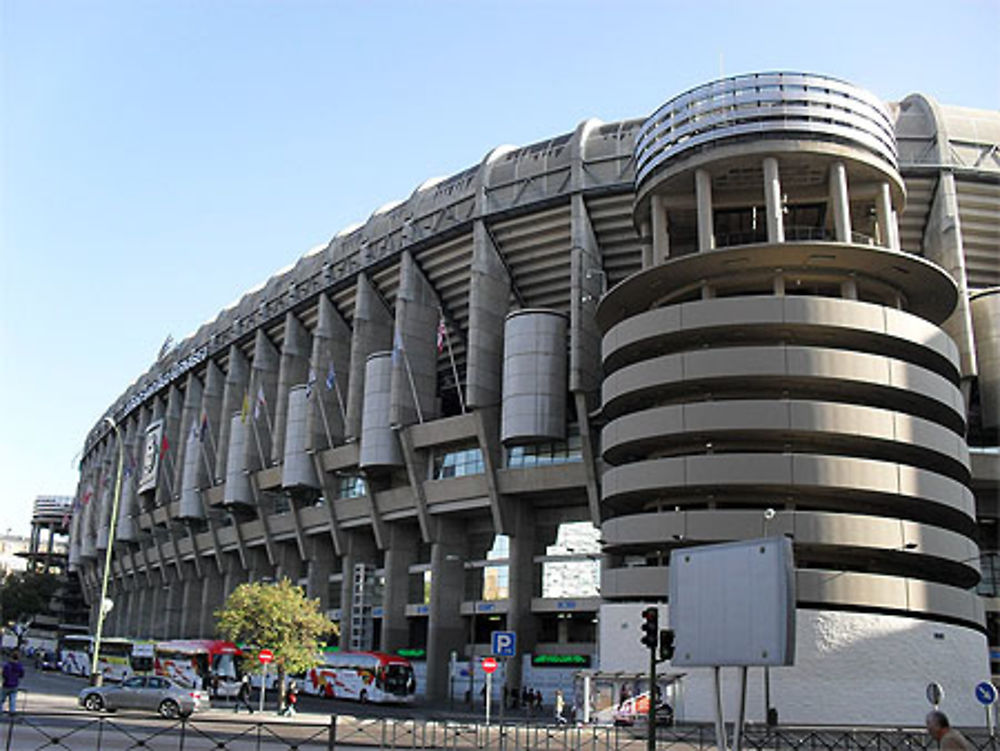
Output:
647,641,657,751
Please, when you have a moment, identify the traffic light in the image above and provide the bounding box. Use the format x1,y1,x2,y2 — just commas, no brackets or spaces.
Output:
640,607,658,649
659,628,675,661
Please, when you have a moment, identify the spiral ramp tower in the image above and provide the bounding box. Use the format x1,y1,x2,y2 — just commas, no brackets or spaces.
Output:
597,73,990,725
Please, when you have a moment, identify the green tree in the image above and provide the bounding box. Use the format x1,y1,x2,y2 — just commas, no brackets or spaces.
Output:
1,572,59,643
215,578,335,708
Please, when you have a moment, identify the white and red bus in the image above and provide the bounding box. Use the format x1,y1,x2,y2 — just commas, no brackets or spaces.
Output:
304,651,415,704
60,636,135,682
154,639,242,697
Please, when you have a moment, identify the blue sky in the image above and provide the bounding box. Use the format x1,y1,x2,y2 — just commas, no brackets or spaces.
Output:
1,0,997,537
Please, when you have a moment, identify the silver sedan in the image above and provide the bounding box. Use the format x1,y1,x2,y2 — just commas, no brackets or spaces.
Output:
78,675,210,718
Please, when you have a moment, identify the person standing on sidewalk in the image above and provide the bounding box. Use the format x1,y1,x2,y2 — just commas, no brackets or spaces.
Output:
2,651,25,713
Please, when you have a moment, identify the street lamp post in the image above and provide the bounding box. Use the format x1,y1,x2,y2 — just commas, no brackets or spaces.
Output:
91,416,125,686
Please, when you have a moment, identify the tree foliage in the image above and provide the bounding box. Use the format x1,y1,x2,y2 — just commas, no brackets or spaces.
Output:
215,579,335,702
1,571,59,628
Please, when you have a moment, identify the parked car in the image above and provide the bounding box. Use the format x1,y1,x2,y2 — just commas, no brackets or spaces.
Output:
613,692,674,727
37,651,61,671
78,675,210,719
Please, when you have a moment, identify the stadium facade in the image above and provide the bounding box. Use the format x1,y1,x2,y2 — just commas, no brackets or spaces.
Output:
69,72,998,724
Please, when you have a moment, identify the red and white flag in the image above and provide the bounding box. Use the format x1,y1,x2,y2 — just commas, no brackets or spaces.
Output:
436,317,447,353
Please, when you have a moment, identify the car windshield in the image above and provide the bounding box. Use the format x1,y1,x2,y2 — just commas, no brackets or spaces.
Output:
122,677,145,689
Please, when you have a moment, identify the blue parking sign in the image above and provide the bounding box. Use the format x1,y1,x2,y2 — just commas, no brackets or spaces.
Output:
975,681,998,706
491,631,516,657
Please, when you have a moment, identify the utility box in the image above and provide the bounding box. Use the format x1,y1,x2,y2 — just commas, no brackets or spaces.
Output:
669,537,795,667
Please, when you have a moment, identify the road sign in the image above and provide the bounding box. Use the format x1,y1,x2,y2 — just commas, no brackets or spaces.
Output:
481,657,498,674
976,681,998,705
259,649,274,664
926,682,943,707
491,631,516,657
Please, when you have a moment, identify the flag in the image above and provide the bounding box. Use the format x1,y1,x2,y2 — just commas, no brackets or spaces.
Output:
160,433,169,458
189,418,199,442
325,362,336,391
254,385,266,420
200,412,208,442
437,317,447,354
305,369,317,400
241,390,250,423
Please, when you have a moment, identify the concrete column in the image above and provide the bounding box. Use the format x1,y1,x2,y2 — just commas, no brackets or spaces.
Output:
157,385,183,507
829,161,851,242
875,181,893,249
245,330,280,472
426,518,466,702
391,251,440,426
467,221,511,409
639,220,653,269
381,523,419,654
199,565,226,637
180,568,200,637
505,502,537,695
305,536,335,609
763,157,785,243
216,345,249,482
165,571,185,638
130,581,147,637
272,312,311,464
339,531,378,649
307,294,353,451
273,540,304,583
570,194,603,397
650,193,670,262
222,552,248,602
115,420,139,544
695,169,715,251
345,274,394,440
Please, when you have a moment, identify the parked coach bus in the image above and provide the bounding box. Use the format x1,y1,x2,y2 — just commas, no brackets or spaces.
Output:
154,640,242,697
304,651,415,704
60,636,135,682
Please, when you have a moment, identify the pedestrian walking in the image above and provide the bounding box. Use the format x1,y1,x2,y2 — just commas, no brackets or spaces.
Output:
234,674,254,714
279,680,299,716
926,711,973,751
554,689,567,725
2,651,25,713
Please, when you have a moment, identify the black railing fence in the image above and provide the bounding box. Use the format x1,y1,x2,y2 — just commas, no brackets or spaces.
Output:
3,713,998,751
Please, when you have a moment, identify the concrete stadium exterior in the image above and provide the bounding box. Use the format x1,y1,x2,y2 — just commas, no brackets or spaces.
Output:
69,72,998,725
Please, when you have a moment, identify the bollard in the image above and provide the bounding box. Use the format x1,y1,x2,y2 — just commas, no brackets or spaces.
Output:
327,714,337,751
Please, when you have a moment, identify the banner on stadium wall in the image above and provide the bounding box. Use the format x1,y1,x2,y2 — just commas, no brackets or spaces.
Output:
137,419,164,494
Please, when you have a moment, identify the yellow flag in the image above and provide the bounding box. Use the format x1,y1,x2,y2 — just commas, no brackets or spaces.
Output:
240,390,249,423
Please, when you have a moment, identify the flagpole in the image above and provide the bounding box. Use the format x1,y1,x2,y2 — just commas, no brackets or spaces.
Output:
203,412,218,457
332,378,347,427
251,417,268,470
441,314,466,414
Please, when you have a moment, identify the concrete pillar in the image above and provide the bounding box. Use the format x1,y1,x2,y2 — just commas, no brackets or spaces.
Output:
467,221,511,409
222,552,248,602
505,502,537,694
306,536,335,609
875,181,893,249
307,294,352,451
650,193,670,262
391,251,440,426
199,565,226,638
273,541,304,583
115,420,139,544
272,312,312,464
216,345,249,482
695,169,715,251
165,571,185,638
345,274,394,440
381,523,419,654
829,161,851,242
426,518,466,701
639,220,653,269
570,194,603,397
180,568,200,637
130,581,147,637
157,385,183,507
339,531,378,648
763,157,785,243
245,330,280,472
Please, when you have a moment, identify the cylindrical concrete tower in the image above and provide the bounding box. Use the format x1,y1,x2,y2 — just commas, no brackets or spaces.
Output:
598,72,987,726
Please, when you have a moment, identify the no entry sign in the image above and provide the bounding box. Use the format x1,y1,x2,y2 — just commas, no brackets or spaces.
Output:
481,657,498,674
259,649,274,664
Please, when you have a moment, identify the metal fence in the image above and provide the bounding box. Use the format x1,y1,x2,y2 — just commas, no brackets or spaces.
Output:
3,713,998,751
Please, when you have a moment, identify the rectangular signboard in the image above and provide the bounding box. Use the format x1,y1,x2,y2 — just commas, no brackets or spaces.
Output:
669,536,795,667
137,419,164,494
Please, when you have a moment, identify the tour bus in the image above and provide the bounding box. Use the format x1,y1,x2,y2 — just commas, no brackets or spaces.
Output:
154,639,242,697
60,636,136,682
303,651,416,704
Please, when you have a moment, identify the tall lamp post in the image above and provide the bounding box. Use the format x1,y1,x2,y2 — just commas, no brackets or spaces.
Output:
91,416,124,686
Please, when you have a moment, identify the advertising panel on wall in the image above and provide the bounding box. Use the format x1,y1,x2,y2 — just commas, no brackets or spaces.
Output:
137,419,164,494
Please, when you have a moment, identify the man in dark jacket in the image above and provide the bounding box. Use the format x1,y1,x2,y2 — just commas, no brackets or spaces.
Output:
2,651,25,713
